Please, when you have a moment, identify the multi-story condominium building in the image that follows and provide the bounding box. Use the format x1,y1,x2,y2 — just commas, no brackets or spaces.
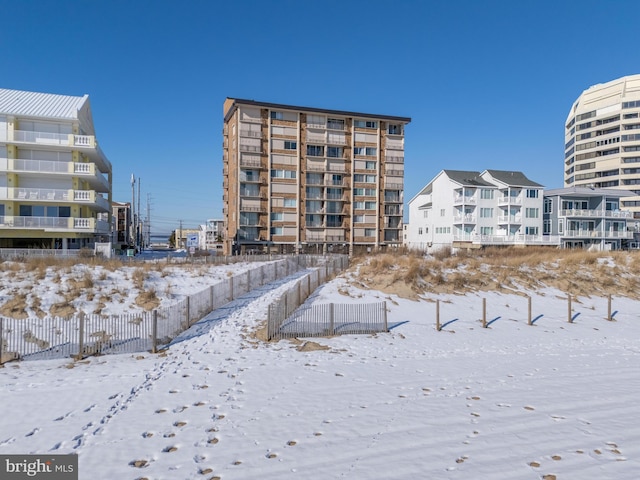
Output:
0,88,112,250
222,98,410,255
565,74,640,217
407,169,553,251
200,219,225,252
544,187,635,250
111,201,131,252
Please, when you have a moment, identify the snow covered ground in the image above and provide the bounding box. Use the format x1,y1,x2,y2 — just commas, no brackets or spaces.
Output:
1,259,639,479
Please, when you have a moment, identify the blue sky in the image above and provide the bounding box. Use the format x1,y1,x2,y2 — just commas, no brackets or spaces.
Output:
3,0,640,237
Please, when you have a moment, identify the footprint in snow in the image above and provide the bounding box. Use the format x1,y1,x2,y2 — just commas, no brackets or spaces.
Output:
25,428,40,437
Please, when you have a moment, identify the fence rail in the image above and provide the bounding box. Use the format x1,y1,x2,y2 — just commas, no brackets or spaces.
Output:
266,256,388,340
1,255,342,364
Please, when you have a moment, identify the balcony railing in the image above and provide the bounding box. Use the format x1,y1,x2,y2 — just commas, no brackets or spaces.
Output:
385,156,404,163
385,169,404,176
498,196,522,205
453,214,477,223
240,130,262,138
497,215,522,223
453,234,562,246
560,209,634,219
454,195,476,204
563,229,634,238
240,158,263,168
239,144,262,153
3,187,108,210
0,216,109,233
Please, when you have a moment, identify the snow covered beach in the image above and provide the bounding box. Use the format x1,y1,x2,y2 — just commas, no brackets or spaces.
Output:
1,254,639,480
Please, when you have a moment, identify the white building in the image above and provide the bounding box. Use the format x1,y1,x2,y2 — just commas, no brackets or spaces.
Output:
565,74,640,216
407,169,554,251
0,88,112,250
199,218,225,252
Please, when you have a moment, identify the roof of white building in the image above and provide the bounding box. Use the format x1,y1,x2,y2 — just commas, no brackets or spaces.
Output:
443,170,494,187
544,186,636,198
484,169,543,187
0,88,88,119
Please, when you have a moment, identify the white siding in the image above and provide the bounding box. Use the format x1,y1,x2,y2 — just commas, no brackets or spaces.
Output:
0,115,6,142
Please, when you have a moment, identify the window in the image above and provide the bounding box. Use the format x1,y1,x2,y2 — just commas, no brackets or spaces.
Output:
558,220,564,234
354,201,365,209
271,212,283,221
480,227,493,235
327,146,343,158
525,208,539,218
307,145,324,156
365,201,376,210
440,209,445,217
270,111,283,120
354,215,364,223
480,189,494,199
354,120,378,129
354,174,376,183
388,124,401,135
283,198,296,208
480,208,493,218
365,161,376,170
271,169,296,179
327,118,345,130
525,226,539,235
544,198,552,214
365,147,377,156
353,147,365,155
270,226,283,235
423,210,429,218
526,189,539,198
364,228,376,237
284,141,297,150
418,227,423,235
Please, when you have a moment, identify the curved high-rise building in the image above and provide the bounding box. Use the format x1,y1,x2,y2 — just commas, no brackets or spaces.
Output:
565,74,640,214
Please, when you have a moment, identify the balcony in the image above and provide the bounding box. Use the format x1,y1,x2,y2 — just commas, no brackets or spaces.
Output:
3,188,109,211
385,156,404,164
385,168,404,176
0,216,109,234
384,182,403,190
240,158,263,168
239,129,262,138
2,159,109,192
453,234,562,246
306,132,326,143
497,215,522,223
498,196,522,205
384,194,402,203
560,209,634,219
563,229,634,239
239,144,262,153
453,195,476,204
453,214,477,224
9,131,111,172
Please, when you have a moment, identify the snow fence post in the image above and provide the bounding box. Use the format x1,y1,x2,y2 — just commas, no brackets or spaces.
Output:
0,317,3,365
329,303,335,335
76,316,85,360
436,300,440,331
567,294,572,323
210,285,214,311
230,276,234,301
383,301,388,332
152,310,158,354
527,296,532,326
608,294,612,321
186,296,191,328
482,298,487,328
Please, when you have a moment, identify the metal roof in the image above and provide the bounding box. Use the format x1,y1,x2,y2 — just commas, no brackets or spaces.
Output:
0,88,88,119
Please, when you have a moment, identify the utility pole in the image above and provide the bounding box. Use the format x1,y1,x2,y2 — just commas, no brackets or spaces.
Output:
130,174,135,249
137,177,142,251
179,220,183,250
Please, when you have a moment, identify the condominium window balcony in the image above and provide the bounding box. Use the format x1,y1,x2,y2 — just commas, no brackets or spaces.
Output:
385,155,404,164
453,234,562,246
1,158,109,191
326,234,345,241
0,215,109,233
239,176,266,184
305,221,323,228
498,196,522,205
384,168,404,176
239,189,263,197
306,132,326,143
4,187,109,212
563,229,634,239
239,129,262,138
239,144,262,153
384,194,402,203
239,205,266,213
384,206,402,216
240,158,263,168
453,214,477,223
326,121,345,131
306,122,326,130
498,215,522,223
453,195,476,204
9,131,111,172
384,182,403,190
560,209,633,218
